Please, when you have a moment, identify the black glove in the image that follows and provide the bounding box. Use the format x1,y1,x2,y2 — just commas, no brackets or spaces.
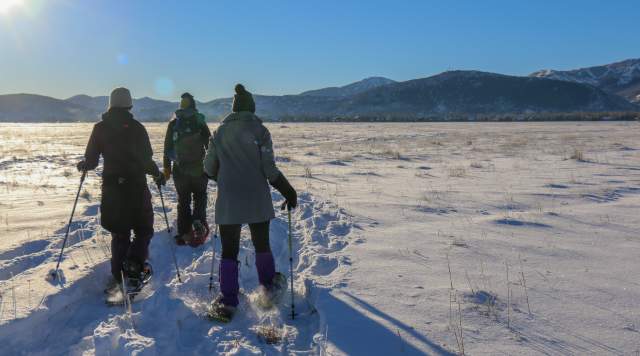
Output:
154,173,166,187
76,160,87,172
271,173,297,210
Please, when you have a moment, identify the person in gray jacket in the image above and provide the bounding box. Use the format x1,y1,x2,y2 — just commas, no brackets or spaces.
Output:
203,84,297,320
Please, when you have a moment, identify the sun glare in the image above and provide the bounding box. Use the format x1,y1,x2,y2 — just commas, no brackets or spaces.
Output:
0,0,23,14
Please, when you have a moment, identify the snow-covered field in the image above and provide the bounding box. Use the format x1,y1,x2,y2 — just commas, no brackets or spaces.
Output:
0,122,639,355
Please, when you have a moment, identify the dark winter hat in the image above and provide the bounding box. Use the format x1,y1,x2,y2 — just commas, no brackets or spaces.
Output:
180,92,196,110
232,84,255,113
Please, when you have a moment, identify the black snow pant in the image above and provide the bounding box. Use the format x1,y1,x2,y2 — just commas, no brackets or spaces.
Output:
220,221,271,260
173,171,208,235
108,187,154,281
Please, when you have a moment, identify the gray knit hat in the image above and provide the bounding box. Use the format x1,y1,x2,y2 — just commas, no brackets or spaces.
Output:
108,87,133,109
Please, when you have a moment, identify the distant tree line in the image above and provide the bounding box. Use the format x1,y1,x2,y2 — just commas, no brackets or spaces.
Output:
270,111,640,122
29,111,635,123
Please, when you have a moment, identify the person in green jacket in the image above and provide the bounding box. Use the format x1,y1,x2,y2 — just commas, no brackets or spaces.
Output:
163,92,212,246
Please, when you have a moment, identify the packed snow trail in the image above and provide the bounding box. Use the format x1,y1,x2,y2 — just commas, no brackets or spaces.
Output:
0,185,354,355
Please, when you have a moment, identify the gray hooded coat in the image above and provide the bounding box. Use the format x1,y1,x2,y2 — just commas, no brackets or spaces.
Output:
203,112,281,225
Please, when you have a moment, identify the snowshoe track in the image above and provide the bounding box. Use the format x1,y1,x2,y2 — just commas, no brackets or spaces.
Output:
0,190,354,355
0,203,104,281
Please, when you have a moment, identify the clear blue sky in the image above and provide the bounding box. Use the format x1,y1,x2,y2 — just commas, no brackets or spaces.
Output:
0,0,638,101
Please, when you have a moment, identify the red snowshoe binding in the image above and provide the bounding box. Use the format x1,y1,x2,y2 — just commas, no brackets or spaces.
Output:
174,234,187,246
185,220,209,247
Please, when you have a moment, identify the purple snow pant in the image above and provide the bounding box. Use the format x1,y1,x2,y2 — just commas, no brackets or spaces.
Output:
219,221,275,306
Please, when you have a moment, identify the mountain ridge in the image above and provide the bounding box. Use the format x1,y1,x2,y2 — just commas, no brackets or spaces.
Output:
334,70,636,116
1,62,638,122
0,94,94,122
299,77,397,97
531,58,640,103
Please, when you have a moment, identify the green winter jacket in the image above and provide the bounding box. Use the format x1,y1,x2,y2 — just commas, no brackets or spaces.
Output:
163,109,211,177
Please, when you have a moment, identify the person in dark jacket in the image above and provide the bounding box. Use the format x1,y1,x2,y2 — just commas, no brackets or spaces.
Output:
203,84,297,320
163,92,212,246
77,87,165,288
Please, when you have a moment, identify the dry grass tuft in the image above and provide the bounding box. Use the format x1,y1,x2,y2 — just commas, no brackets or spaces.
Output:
255,324,283,344
382,149,404,160
448,166,467,178
570,148,585,161
303,166,313,178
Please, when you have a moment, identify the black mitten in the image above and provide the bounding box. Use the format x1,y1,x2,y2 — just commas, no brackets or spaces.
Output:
270,173,297,210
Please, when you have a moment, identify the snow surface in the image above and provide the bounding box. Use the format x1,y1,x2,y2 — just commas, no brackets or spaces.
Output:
1,122,640,355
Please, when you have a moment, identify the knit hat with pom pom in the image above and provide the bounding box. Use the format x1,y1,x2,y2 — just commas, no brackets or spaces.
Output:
231,84,255,113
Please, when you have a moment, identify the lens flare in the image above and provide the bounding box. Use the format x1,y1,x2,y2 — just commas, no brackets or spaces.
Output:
116,53,129,65
154,77,175,97
0,0,24,14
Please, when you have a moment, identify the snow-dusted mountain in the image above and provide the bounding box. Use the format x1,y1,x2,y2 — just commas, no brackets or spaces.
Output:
338,70,637,115
1,71,637,122
248,71,636,117
531,58,640,103
299,77,396,97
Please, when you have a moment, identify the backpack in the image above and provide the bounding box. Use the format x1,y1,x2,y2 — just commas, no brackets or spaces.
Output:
171,112,207,166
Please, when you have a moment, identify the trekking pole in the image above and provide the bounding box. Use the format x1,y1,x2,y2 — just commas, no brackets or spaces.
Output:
287,208,296,320
208,223,218,293
158,183,182,283
49,170,87,281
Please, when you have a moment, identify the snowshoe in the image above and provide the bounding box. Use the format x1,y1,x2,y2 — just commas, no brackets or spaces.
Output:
105,284,126,306
124,260,143,288
256,272,288,310
103,277,119,294
207,296,237,323
128,261,153,290
185,220,209,247
105,262,153,306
